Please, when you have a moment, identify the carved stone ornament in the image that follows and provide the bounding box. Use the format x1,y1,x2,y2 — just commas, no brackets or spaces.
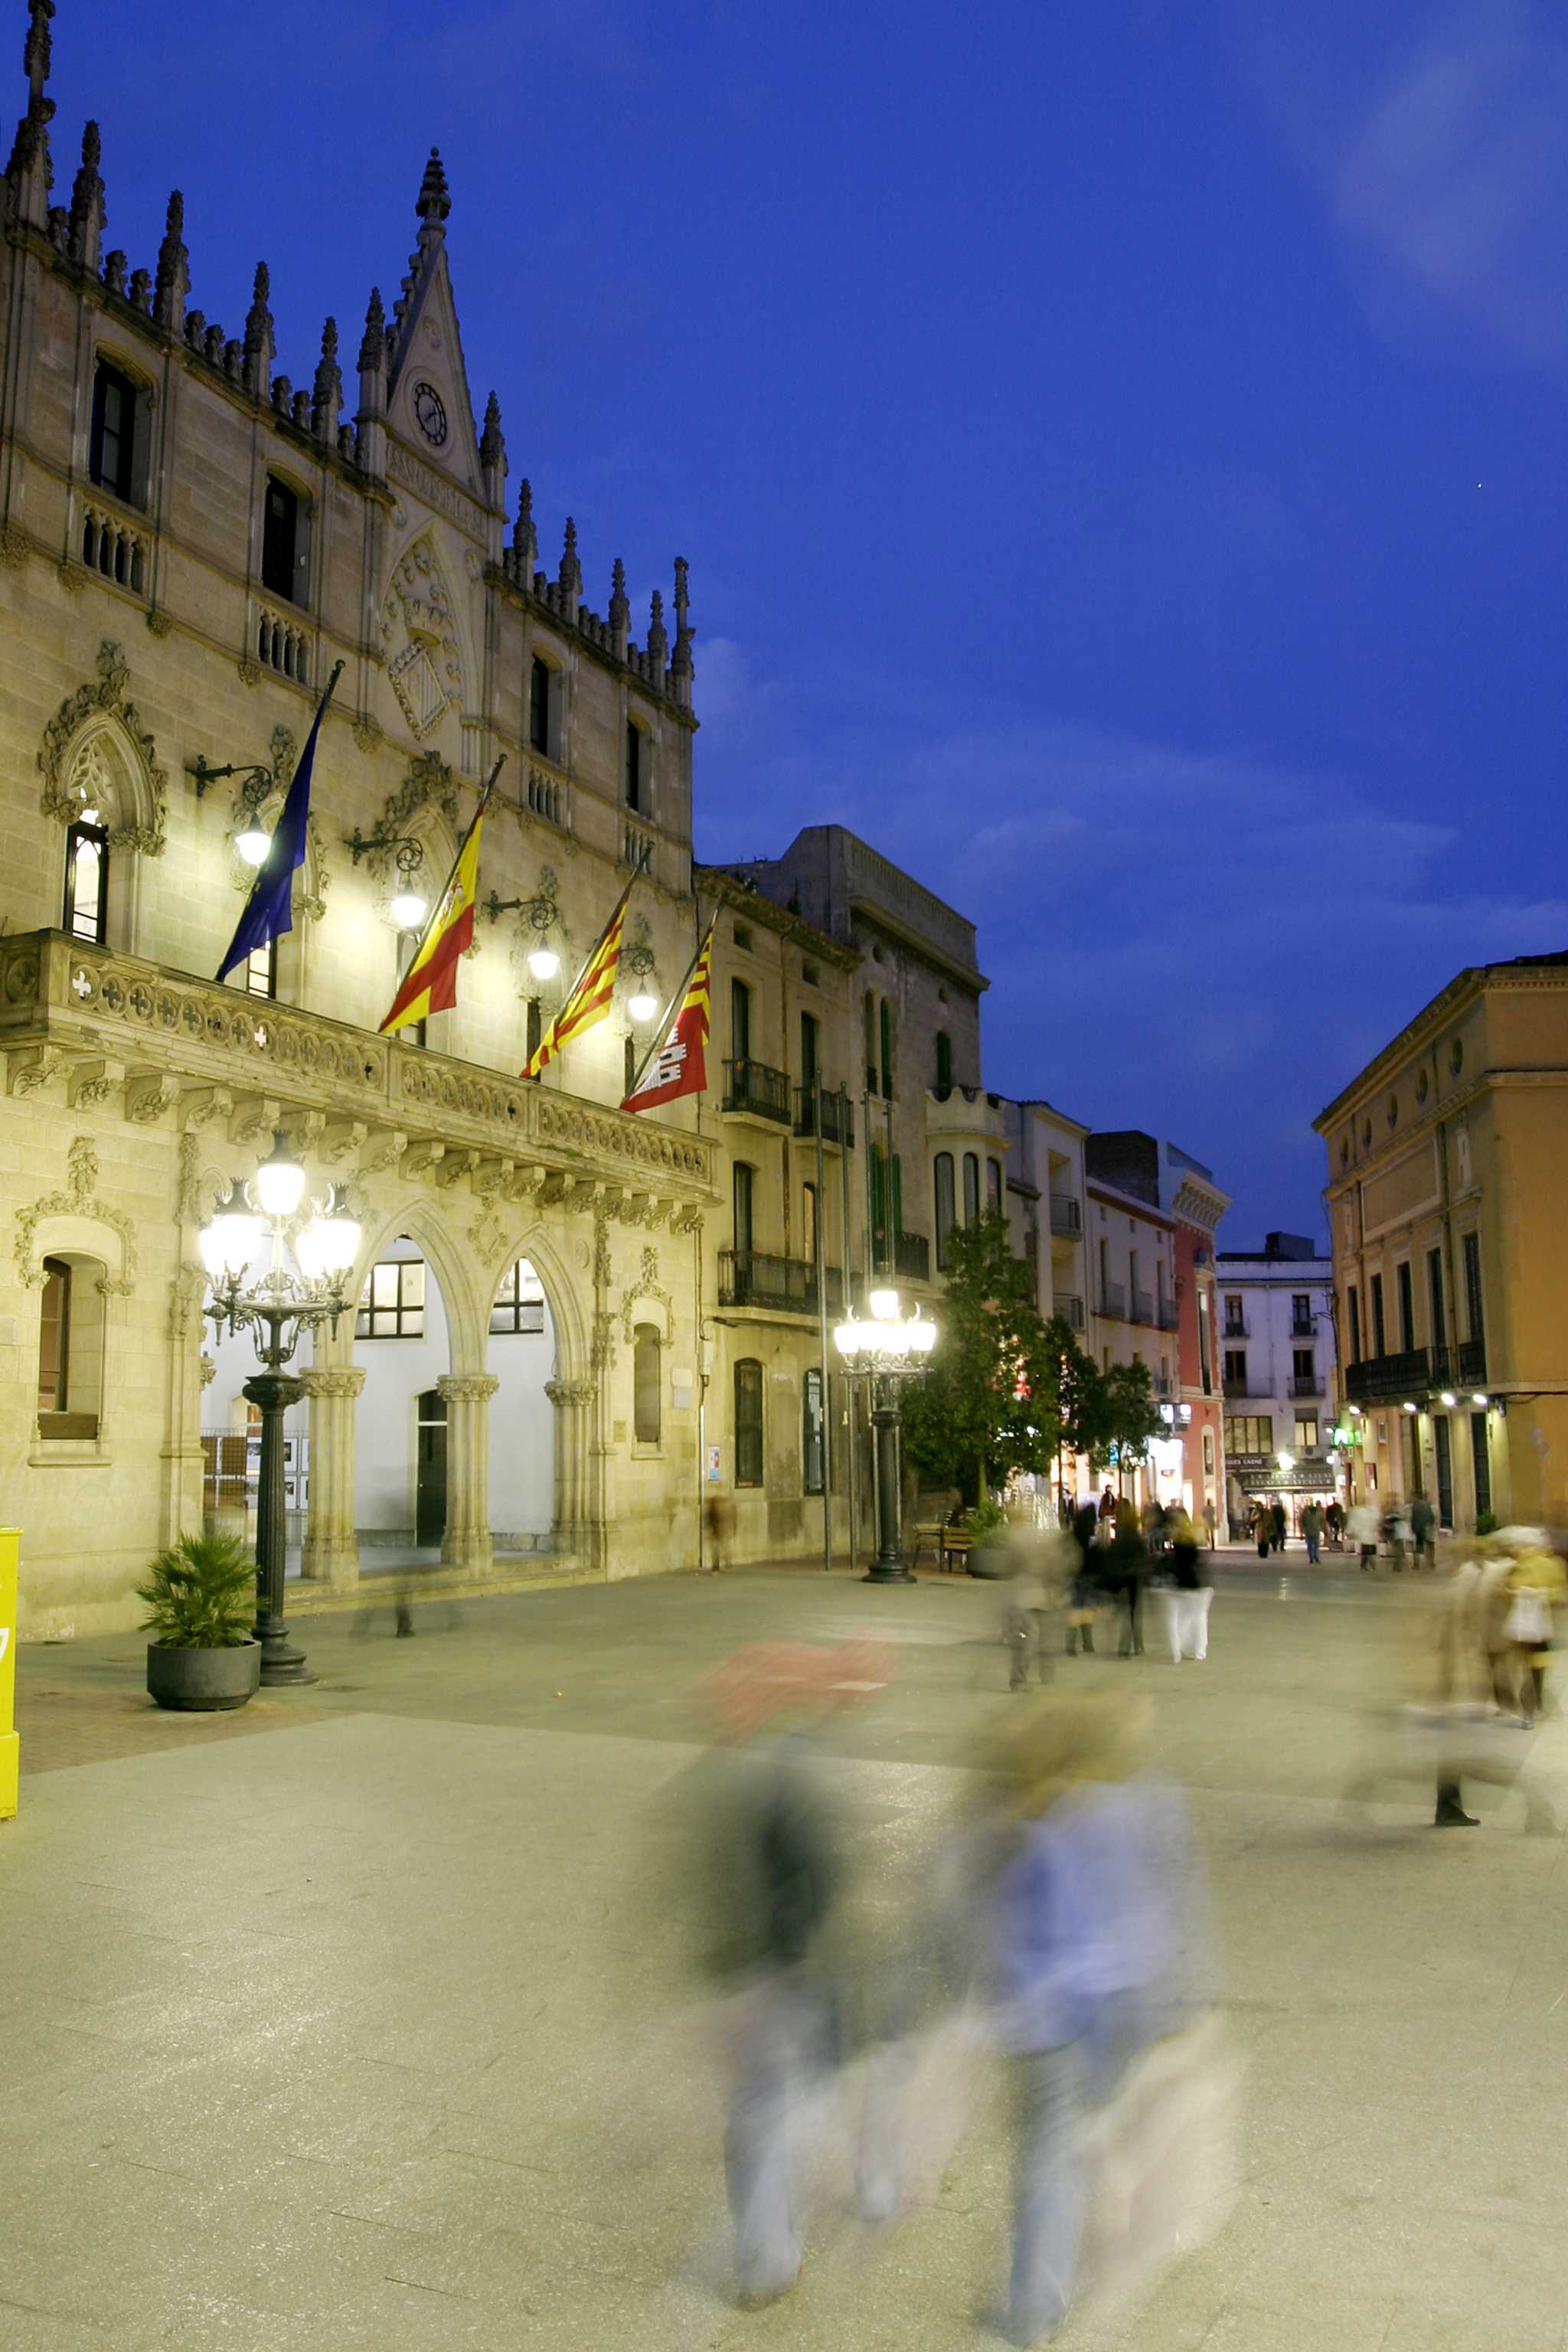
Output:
176,1129,227,1227
469,1207,506,1266
0,522,29,569
378,748,461,847
545,1377,596,1409
38,639,169,853
436,1373,501,1406
237,656,261,688
380,535,463,740
14,1135,138,1292
618,1244,675,1343
145,608,172,639
200,1354,217,1387
352,715,382,757
299,1367,368,1402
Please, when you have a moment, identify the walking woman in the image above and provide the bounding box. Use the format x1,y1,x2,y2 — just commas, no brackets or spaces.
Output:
1162,1511,1213,1663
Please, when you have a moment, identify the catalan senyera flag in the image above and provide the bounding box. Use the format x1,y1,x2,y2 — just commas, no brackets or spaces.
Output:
521,877,634,1080
377,768,500,1035
621,925,714,1114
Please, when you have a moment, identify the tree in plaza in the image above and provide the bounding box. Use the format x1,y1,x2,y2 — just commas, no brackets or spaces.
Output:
1051,1318,1109,1505
900,1210,1066,1501
1094,1358,1163,1491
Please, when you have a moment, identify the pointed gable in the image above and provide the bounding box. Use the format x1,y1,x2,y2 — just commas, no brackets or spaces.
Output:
383,148,494,522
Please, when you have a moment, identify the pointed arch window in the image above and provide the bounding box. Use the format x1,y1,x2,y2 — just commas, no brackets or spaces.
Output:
261,475,305,604
64,814,109,943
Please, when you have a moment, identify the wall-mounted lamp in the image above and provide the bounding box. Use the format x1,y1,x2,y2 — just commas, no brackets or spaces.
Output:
622,916,660,1024
485,867,561,982
191,753,279,869
345,824,429,933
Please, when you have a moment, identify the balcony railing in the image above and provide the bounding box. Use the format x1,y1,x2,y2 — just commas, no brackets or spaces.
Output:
893,1228,930,1282
1048,1194,1081,1236
719,1249,844,1316
1289,1374,1323,1397
1157,1305,1179,1330
1099,1280,1127,1320
1054,1292,1085,1330
794,1086,854,1147
1344,1341,1487,1406
1130,1288,1154,1325
722,1057,792,1125
1290,1318,1316,1339
1222,1320,1249,1341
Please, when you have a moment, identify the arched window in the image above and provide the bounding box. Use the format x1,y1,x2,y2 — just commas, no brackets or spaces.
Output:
987,1156,1002,1207
634,1321,662,1446
626,718,651,815
870,1145,887,1259
802,1367,825,1494
730,976,751,1063
491,1258,545,1335
63,814,109,943
36,1253,106,1439
962,1152,980,1223
935,1152,956,1268
934,1031,952,1093
734,1358,764,1487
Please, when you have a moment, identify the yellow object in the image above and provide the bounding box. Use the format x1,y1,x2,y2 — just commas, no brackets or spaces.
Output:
0,1528,18,1820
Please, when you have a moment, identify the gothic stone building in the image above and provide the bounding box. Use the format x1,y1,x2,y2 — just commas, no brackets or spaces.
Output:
0,17,724,1635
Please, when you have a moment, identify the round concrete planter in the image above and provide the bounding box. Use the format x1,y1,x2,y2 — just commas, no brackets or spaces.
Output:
146,1639,260,1713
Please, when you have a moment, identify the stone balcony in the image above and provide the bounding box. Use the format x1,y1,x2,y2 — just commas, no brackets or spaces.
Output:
0,929,714,1210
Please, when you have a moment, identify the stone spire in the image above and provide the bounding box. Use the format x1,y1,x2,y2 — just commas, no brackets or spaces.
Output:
512,478,537,577
357,285,386,376
6,0,56,228
67,119,104,273
354,287,387,474
670,554,693,697
416,145,450,235
479,390,506,484
645,588,668,673
312,316,342,442
559,518,582,619
152,190,189,332
609,558,630,660
242,262,274,399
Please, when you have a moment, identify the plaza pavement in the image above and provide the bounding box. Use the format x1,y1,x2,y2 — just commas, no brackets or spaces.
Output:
5,1557,1568,2350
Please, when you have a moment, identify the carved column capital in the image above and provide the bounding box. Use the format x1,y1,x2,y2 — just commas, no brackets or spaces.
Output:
299,1367,368,1402
437,1373,501,1405
545,1377,597,1410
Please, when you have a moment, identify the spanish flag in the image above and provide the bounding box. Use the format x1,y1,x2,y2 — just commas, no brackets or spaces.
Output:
621,924,713,1113
377,764,500,1036
522,877,634,1080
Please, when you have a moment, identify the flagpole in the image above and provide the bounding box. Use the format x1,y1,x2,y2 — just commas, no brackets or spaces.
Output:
524,872,636,1079
626,917,714,1099
215,660,343,976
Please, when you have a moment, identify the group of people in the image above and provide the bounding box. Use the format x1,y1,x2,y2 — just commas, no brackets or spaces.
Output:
990,1496,1215,1684
1344,1495,1438,1570
686,1645,1233,2342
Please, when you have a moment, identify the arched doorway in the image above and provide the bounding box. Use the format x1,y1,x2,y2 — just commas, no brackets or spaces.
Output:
485,1253,557,1556
352,1232,455,1565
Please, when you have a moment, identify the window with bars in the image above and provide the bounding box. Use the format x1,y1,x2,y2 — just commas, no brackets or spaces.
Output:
490,1258,545,1335
64,818,108,943
357,1256,426,1339
734,1358,763,1487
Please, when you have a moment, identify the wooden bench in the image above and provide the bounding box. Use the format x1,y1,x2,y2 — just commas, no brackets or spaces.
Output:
910,1523,974,1573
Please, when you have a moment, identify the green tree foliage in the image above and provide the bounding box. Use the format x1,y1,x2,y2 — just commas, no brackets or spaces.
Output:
902,1211,1076,1495
1096,1358,1163,1481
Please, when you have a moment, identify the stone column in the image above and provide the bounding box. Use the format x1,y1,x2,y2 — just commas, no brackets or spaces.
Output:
159,1265,209,1548
545,1377,598,1566
299,1365,366,1589
437,1373,500,1574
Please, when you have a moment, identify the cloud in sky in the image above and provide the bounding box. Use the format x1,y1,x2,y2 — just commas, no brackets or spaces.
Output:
694,635,1568,1233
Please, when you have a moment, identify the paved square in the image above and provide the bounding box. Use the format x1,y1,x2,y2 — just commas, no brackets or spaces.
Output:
5,1563,1568,2350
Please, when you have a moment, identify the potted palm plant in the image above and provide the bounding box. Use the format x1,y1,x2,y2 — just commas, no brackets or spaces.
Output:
138,1532,260,1711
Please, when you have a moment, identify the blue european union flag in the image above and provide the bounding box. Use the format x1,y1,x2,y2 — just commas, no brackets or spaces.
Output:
215,665,341,983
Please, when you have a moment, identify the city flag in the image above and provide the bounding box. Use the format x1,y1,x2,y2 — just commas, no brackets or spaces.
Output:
521,877,634,1080
377,810,485,1036
621,925,713,1114
214,661,342,982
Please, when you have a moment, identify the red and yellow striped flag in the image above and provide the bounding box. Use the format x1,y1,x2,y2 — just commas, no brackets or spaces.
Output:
521,878,634,1080
378,811,485,1036
621,923,713,1112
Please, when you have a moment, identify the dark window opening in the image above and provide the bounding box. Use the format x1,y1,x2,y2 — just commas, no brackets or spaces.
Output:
1396,1261,1415,1354
730,977,751,1062
1472,1410,1491,1519
1370,1274,1386,1358
633,1322,662,1446
1427,1249,1446,1349
626,720,648,814
260,476,302,603
89,360,137,504
529,656,552,756
802,1367,825,1494
962,1152,980,1224
1462,1233,1484,1348
732,1161,754,1256
934,1152,955,1268
64,818,108,944
935,1031,952,1092
734,1358,763,1487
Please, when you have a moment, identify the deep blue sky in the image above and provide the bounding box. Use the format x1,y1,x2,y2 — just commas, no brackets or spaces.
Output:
36,0,1568,1240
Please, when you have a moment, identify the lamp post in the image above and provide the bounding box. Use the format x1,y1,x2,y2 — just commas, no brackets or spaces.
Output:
833,1285,937,1584
199,1132,361,1686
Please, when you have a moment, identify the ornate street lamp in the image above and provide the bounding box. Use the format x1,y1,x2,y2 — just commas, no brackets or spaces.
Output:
199,1132,361,1685
834,1286,937,1584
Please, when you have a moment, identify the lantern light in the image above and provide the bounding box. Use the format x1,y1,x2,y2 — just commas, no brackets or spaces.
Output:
235,824,272,867
253,1132,306,1220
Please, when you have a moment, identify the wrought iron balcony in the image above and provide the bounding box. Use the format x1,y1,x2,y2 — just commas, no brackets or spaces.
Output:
719,1249,844,1316
1289,1374,1323,1397
1222,1318,1249,1341
1130,1288,1155,1325
1053,1291,1085,1330
893,1228,930,1282
1099,1280,1127,1320
1158,1305,1180,1330
1344,1342,1486,1406
794,1086,854,1147
1048,1193,1081,1236
722,1057,792,1125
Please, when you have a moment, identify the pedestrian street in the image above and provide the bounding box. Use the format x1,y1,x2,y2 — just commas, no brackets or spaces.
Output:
5,1560,1568,2351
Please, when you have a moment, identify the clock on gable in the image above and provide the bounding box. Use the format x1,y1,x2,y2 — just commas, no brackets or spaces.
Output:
411,381,448,449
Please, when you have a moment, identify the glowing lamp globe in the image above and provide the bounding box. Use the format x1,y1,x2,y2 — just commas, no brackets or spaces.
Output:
253,1133,306,1220
628,988,659,1024
388,890,427,933
527,946,560,982
235,825,272,867
199,1210,263,1283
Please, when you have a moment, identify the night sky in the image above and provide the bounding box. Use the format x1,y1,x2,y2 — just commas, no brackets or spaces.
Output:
35,1,1568,1241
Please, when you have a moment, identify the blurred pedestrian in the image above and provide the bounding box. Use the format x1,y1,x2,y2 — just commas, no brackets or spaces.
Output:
1325,1499,1345,1553
1269,1501,1287,1557
1299,1501,1325,1566
986,1690,1206,2344
1067,1504,1100,1655
1347,1498,1380,1570
1201,1495,1217,1552
1160,1510,1213,1664
1251,1501,1270,1561
1410,1496,1436,1570
1500,1529,1566,1726
1385,1502,1411,1570
996,1506,1072,1692
704,1492,737,1574
1105,1507,1146,1658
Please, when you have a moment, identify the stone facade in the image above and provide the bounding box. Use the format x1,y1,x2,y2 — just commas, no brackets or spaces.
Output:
1213,1234,1338,1533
